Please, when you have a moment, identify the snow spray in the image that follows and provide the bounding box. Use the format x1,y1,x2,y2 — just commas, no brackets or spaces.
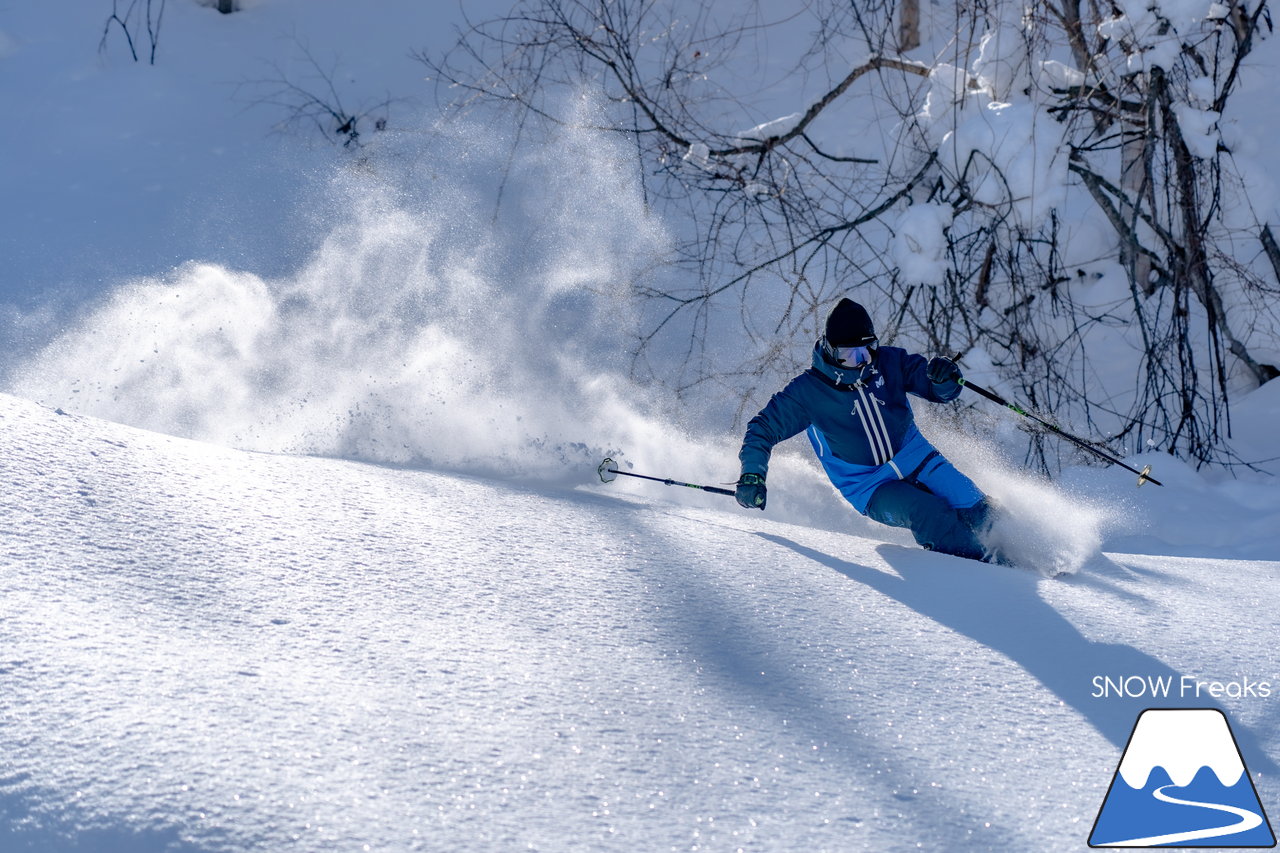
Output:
7,116,678,482
915,405,1122,575
2,110,850,526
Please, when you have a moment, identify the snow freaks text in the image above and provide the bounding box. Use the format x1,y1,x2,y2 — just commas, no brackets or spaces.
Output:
1091,675,1273,701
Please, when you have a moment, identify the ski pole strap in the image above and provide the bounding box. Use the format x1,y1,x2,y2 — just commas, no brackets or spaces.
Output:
958,379,1163,486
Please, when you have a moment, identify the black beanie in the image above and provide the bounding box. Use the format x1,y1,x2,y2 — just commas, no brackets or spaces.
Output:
824,298,876,346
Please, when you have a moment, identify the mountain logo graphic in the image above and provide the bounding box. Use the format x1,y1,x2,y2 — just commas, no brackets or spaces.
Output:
1090,708,1276,848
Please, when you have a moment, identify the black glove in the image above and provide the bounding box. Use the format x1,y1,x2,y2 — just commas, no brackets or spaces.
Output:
735,473,767,510
927,356,962,385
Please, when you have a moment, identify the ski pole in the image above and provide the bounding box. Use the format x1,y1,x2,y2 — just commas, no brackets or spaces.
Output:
958,379,1163,487
596,457,736,496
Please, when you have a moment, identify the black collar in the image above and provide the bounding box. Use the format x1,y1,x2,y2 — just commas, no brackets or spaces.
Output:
806,367,866,392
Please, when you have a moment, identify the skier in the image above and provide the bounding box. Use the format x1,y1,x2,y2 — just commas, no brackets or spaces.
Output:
734,298,997,562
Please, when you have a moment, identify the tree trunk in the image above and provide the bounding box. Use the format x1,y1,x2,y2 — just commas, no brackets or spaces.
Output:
1118,74,1154,294
1157,68,1276,387
898,0,920,53
1120,122,1153,293
1054,0,1092,75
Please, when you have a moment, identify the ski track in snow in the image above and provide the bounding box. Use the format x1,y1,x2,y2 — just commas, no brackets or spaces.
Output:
2,393,1279,852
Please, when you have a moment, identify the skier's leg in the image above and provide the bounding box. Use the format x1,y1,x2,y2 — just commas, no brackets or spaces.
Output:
811,426,1000,563
908,451,985,510
908,451,1001,548
957,496,995,534
865,480,987,561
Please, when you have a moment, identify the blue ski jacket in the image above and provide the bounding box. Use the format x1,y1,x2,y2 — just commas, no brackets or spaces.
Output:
739,341,961,478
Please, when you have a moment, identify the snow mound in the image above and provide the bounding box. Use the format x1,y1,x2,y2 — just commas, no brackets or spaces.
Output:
4,388,1280,852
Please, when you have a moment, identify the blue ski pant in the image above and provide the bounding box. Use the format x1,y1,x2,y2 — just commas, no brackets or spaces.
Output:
808,425,992,561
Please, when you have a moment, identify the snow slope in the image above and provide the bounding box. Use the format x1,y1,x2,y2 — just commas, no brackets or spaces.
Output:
3,392,1278,852
4,3,1280,850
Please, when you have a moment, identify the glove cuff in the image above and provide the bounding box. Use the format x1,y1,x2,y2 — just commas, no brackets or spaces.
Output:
738,473,766,486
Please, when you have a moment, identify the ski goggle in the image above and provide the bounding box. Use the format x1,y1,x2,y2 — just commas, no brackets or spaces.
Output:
834,344,874,366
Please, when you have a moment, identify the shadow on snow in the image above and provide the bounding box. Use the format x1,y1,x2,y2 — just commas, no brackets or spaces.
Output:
755,533,1279,780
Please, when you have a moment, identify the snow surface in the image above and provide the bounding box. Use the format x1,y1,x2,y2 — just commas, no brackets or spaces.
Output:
3,392,1279,852
4,1,1280,851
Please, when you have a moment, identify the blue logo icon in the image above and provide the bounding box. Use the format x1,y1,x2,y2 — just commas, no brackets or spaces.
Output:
1090,708,1276,847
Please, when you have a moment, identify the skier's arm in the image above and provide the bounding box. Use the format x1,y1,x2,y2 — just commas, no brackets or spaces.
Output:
738,382,813,479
